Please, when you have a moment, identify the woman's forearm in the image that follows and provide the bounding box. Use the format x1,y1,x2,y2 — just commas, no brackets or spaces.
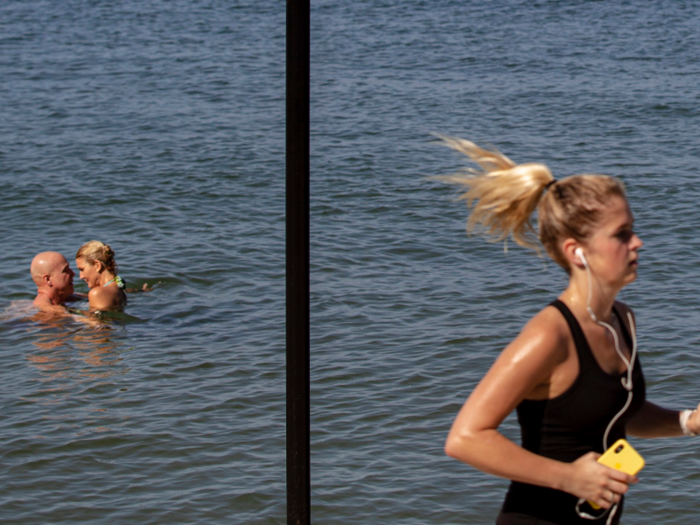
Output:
445,428,573,491
626,401,684,438
445,427,636,508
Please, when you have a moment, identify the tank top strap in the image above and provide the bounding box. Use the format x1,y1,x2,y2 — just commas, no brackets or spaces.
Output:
548,299,597,368
612,303,633,350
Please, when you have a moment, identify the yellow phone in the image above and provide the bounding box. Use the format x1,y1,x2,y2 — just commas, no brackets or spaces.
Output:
589,439,644,510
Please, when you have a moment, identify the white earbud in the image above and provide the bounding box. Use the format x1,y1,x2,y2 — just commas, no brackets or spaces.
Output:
576,247,597,321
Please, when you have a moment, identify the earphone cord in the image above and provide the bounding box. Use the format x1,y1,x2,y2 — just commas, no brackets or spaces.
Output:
575,253,637,524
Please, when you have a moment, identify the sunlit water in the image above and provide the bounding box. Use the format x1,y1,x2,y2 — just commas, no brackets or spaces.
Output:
2,1,700,523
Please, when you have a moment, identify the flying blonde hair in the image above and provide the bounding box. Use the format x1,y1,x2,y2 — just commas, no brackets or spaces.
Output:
435,135,626,272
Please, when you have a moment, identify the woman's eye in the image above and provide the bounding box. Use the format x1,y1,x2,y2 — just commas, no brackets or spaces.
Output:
617,230,634,242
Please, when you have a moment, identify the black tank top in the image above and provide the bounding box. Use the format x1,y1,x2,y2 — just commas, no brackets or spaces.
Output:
499,300,646,525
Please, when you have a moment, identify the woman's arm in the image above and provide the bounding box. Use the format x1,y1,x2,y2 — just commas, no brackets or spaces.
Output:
445,307,637,509
627,401,700,438
616,303,700,439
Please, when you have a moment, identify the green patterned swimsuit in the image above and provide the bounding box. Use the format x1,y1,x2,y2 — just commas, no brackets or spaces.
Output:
104,275,125,288
104,275,127,305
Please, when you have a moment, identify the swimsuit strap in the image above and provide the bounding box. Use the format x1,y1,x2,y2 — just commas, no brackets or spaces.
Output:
104,275,125,289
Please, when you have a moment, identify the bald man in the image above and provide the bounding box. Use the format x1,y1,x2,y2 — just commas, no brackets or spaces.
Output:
31,252,77,311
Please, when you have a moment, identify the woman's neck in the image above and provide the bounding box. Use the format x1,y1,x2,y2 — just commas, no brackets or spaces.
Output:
99,271,116,286
563,276,619,324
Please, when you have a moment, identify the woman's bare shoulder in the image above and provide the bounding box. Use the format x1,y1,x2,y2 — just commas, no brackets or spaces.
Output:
88,285,124,310
467,304,574,415
495,305,572,377
520,304,571,350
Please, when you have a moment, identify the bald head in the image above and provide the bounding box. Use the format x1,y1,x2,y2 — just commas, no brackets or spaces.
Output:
31,252,75,306
31,252,67,285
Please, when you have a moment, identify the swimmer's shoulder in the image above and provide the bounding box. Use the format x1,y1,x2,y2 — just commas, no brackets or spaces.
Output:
31,297,68,315
33,295,51,308
88,285,125,310
33,295,64,312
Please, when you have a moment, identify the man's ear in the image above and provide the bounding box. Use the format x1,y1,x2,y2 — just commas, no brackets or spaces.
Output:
44,274,53,287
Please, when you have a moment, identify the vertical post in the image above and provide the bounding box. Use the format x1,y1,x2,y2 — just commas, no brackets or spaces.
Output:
286,0,310,523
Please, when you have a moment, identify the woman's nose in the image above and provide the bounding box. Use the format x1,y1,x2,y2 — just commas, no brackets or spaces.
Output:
633,234,643,249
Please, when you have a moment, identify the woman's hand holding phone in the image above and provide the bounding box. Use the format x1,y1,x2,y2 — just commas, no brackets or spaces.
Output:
562,449,639,510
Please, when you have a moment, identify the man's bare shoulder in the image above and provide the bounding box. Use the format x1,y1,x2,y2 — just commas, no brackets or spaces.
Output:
33,294,67,313
34,294,53,308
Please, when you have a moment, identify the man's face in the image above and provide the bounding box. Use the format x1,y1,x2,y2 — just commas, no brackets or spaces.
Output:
50,257,75,299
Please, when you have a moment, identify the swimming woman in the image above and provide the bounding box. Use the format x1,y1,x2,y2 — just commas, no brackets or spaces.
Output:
75,240,127,311
439,137,700,525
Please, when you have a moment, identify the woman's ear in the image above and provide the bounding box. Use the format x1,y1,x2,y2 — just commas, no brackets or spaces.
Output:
562,238,583,268
94,261,104,273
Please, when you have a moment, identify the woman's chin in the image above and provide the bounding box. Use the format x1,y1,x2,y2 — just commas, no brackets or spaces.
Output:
623,271,638,287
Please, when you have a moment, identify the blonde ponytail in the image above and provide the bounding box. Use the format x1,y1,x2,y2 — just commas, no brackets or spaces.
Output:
435,135,554,250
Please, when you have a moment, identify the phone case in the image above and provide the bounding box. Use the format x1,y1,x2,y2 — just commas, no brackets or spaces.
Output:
589,439,644,510
597,439,645,475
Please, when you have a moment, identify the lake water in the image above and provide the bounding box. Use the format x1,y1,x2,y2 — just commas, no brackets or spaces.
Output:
2,0,700,523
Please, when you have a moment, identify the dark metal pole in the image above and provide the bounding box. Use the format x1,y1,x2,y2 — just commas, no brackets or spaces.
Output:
286,0,310,522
